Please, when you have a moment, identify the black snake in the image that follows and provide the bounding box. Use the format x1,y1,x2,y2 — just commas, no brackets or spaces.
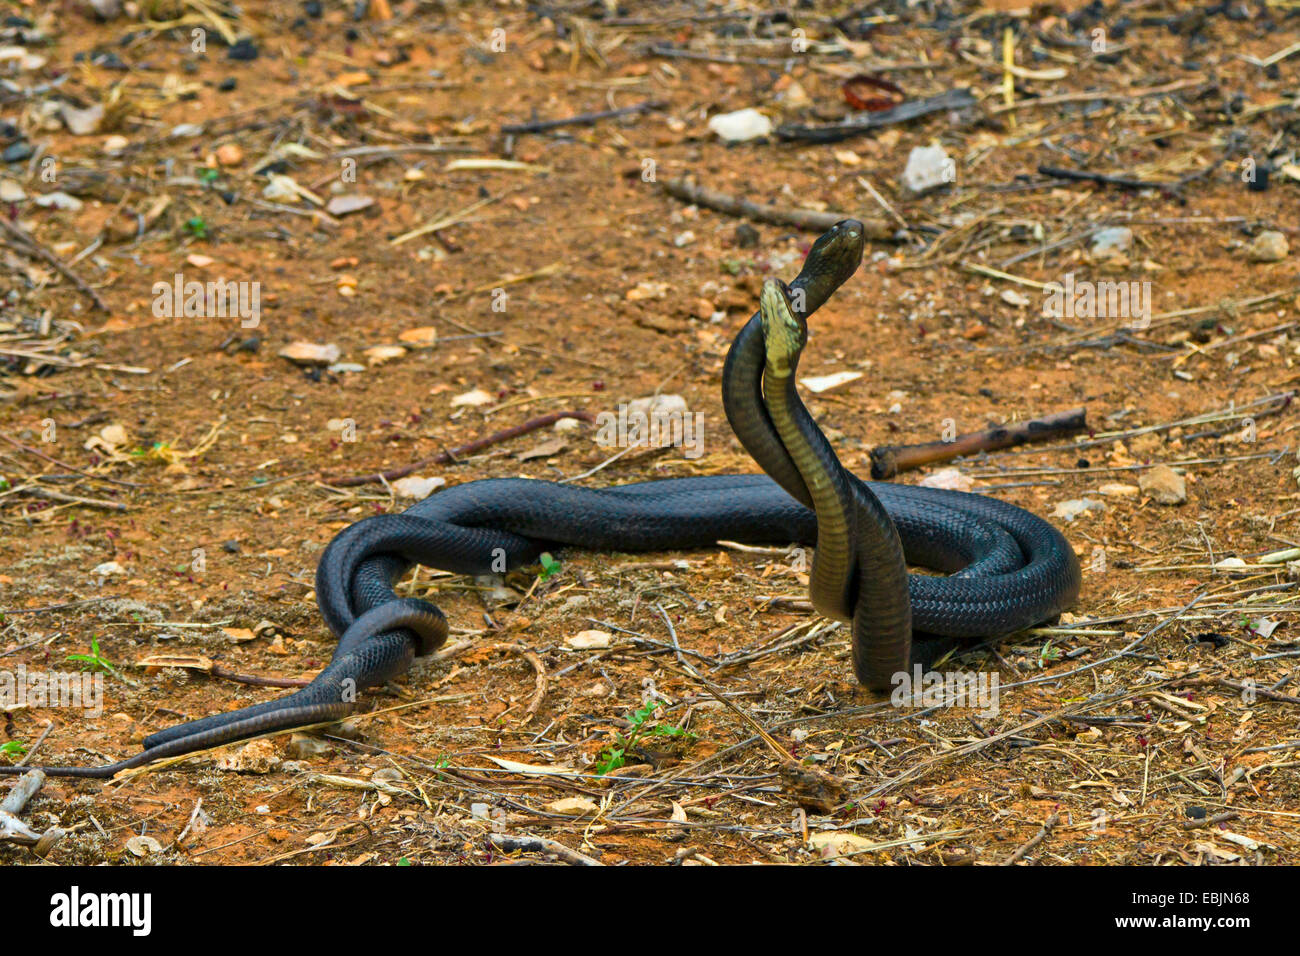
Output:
0,220,1080,778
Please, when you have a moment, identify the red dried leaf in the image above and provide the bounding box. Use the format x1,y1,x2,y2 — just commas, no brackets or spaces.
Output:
842,74,906,112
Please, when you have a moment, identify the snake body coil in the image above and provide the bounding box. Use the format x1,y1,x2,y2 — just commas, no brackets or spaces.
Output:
2,220,1080,779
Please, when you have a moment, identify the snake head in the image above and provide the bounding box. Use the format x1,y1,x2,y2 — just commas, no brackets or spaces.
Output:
797,219,865,314
760,278,807,378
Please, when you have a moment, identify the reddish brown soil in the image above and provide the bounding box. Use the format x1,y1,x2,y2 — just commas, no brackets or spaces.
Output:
0,1,1297,865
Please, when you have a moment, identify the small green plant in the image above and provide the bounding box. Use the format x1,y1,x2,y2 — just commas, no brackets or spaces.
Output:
651,723,693,739
594,699,695,775
537,552,561,582
0,740,27,758
66,637,125,681
131,441,171,459
184,216,208,239
1038,641,1061,667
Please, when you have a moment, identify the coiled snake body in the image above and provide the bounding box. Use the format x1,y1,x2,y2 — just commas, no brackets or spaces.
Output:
2,220,1079,778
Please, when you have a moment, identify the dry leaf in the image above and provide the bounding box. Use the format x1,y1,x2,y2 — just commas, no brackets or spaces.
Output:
484,756,577,776
566,629,612,649
390,476,446,500
516,438,567,461
125,835,163,857
809,831,877,858
363,345,406,366
451,388,494,407
799,371,862,393
137,654,213,673
398,326,439,347
279,342,340,366
546,797,599,815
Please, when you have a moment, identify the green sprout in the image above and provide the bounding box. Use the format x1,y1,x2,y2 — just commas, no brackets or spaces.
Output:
66,637,126,682
184,216,208,239
131,441,171,459
594,699,695,775
1038,641,1061,668
537,552,561,582
0,741,28,758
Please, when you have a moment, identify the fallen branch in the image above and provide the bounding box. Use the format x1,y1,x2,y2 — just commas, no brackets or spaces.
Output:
775,88,977,144
662,177,893,237
0,769,64,854
211,665,310,689
987,78,1206,115
1181,810,1238,830
0,433,142,489
1038,164,1181,195
0,218,109,312
17,485,128,513
325,410,594,487
502,99,667,135
437,642,548,718
0,768,45,813
390,193,503,247
1216,678,1300,706
15,721,53,766
648,43,813,68
1003,812,1061,865
488,832,604,866
137,653,313,689
869,407,1088,478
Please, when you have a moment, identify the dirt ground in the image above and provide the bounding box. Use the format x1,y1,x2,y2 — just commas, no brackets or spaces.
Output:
0,0,1298,866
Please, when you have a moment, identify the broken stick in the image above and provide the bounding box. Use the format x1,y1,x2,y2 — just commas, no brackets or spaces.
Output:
776,88,977,144
1037,164,1180,196
662,177,893,237
0,769,63,853
502,99,667,135
325,409,594,487
0,218,109,312
870,407,1088,479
